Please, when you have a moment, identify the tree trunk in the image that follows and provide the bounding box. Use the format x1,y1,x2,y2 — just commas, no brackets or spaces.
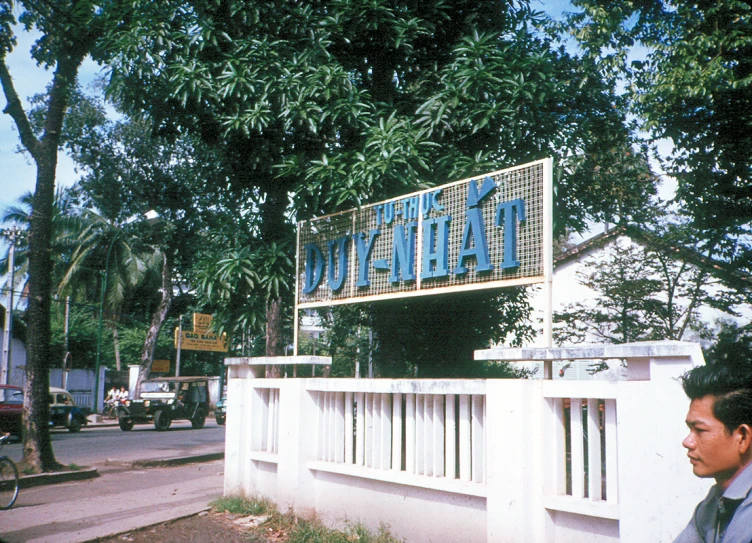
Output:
2,49,85,471
23,159,61,472
265,297,283,378
259,179,292,377
136,251,172,393
111,324,122,371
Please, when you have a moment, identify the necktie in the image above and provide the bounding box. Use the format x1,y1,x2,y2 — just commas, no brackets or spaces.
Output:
716,496,741,542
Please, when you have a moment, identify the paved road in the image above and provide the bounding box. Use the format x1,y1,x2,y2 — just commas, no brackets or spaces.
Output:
2,420,225,467
0,460,225,543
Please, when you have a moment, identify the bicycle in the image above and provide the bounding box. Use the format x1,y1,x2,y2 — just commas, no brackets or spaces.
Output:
102,400,119,420
102,398,127,420
0,433,20,510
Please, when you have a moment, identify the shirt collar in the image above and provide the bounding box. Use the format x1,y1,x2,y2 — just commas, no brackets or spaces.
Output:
723,461,752,501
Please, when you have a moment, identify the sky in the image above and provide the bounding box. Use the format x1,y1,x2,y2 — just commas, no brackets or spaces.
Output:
0,30,103,216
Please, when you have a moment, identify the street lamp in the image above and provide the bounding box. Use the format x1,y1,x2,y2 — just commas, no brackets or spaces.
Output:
93,211,159,413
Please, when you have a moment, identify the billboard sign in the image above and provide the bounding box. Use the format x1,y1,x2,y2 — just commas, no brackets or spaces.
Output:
296,158,552,308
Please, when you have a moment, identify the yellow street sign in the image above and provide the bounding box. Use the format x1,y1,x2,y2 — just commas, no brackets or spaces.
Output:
176,330,228,352
152,359,170,373
174,313,228,352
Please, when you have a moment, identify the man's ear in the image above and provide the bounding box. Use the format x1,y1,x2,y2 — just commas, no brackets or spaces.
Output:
737,424,752,455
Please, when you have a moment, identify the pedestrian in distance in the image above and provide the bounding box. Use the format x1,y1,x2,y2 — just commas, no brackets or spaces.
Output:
106,387,117,403
103,387,118,417
674,362,752,543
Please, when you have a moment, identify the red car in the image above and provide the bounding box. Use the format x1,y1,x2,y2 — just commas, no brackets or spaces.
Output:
0,385,23,437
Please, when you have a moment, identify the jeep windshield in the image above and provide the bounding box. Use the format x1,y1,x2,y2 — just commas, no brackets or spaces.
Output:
139,381,177,398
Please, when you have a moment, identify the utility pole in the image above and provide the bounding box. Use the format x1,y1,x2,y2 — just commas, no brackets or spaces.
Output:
62,296,70,389
175,315,183,377
1,226,20,386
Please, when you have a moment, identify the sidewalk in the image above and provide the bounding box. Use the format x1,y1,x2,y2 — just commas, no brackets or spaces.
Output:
0,426,226,543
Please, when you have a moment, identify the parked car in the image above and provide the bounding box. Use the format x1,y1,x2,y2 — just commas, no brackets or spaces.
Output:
49,387,89,432
117,376,210,431
214,397,226,425
0,385,23,437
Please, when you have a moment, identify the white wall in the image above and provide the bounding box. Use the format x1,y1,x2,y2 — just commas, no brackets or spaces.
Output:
223,343,711,543
527,234,751,351
0,336,26,387
49,367,105,411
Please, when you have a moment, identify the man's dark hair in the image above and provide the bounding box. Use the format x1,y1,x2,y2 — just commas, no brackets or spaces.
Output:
681,363,752,433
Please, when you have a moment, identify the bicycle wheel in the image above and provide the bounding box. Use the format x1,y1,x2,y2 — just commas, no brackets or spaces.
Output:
0,456,20,510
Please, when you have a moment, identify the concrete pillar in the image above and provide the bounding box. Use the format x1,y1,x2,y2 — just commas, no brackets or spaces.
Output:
275,379,317,514
617,354,711,542
486,379,546,542
128,365,139,399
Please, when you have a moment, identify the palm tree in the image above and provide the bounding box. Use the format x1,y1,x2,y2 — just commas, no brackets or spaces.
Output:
1,189,82,309
58,207,160,371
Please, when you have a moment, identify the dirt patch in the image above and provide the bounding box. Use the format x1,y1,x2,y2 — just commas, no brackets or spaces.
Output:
93,510,287,543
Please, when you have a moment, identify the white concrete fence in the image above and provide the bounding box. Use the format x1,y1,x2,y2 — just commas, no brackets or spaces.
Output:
224,341,712,543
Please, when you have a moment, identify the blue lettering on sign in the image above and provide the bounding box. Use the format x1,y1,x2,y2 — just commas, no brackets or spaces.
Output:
352,229,380,287
454,207,493,275
301,182,528,295
429,189,444,216
466,176,496,207
421,215,452,279
453,178,496,275
327,236,350,291
495,198,526,269
401,195,420,221
374,189,444,225
303,243,324,294
384,202,395,225
390,221,417,283
420,193,432,217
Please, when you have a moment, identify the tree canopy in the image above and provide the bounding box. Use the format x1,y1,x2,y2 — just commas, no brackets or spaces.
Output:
93,0,657,365
565,0,752,271
101,0,655,228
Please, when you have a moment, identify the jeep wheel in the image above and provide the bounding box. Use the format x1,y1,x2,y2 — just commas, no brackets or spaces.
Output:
154,410,171,431
215,414,226,426
68,417,82,433
191,408,206,429
119,416,134,431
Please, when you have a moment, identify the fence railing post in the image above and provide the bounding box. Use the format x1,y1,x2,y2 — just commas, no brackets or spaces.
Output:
223,360,256,496
486,379,545,543
617,350,711,543
275,379,318,513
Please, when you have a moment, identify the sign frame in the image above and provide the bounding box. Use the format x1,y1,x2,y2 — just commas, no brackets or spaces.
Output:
293,158,553,352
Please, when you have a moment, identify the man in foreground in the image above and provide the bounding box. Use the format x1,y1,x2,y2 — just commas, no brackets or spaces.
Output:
674,363,752,542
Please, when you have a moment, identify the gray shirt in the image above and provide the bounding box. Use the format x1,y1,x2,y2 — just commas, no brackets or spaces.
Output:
674,462,752,543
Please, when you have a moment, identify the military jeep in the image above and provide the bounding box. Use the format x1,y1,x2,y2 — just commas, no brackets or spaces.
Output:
117,377,209,431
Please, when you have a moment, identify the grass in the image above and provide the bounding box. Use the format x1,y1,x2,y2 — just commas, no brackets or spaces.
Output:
67,463,82,471
286,520,403,543
210,495,274,516
211,495,404,543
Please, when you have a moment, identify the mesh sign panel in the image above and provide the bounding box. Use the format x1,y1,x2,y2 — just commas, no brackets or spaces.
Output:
297,159,549,307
